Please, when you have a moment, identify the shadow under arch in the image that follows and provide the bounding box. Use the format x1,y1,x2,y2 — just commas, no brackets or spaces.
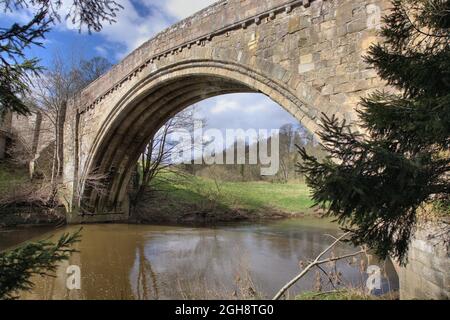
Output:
79,59,320,215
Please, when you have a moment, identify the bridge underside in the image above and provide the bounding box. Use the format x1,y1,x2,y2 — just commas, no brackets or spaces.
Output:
80,75,255,219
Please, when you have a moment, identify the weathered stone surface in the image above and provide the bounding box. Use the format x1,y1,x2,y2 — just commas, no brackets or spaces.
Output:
396,221,450,300
0,111,12,160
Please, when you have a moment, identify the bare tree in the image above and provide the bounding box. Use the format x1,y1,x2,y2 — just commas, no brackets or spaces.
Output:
30,53,112,191
132,108,203,205
277,123,319,183
75,56,112,87
32,55,74,184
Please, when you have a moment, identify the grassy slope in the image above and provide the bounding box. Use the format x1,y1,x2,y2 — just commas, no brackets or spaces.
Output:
152,173,315,215
0,162,29,195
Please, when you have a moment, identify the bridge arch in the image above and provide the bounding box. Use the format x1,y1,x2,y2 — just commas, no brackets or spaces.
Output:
61,0,390,222
80,60,325,215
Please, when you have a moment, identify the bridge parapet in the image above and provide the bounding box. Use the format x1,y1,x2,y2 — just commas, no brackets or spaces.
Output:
76,0,350,113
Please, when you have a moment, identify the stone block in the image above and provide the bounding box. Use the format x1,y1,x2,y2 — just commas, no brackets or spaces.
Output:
337,26,348,37
335,82,357,94
412,239,435,254
422,266,446,288
298,63,315,73
299,53,313,64
321,84,333,95
288,16,301,34
347,19,367,34
331,92,349,105
361,35,378,51
299,17,311,29
320,20,336,31
323,27,337,40
336,2,353,25
298,37,309,47
270,64,287,82
299,47,312,56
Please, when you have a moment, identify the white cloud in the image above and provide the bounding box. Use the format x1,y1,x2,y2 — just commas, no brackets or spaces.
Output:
95,45,108,56
95,0,169,58
210,98,239,114
0,5,35,23
194,93,298,132
208,95,274,116
151,0,218,20
85,0,217,58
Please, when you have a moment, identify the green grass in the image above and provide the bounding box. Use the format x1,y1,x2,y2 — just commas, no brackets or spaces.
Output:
0,162,29,194
296,290,398,300
0,163,27,181
152,172,315,214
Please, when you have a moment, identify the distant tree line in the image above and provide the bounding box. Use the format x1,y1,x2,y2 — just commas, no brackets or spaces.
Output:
183,123,326,183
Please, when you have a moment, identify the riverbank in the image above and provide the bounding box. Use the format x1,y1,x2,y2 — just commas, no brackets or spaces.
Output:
131,174,322,224
0,162,65,228
0,208,65,229
1,162,322,226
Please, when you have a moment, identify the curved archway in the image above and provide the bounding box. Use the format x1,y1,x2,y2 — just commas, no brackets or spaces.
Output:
80,60,319,215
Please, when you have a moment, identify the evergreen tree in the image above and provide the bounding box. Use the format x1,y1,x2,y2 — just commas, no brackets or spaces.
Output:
298,0,450,263
0,230,81,299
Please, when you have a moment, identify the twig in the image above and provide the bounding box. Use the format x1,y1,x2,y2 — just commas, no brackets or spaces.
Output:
316,264,338,291
273,232,365,300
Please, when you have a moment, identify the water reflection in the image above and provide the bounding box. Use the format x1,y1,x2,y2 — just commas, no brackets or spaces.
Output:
0,226,55,251
1,219,398,300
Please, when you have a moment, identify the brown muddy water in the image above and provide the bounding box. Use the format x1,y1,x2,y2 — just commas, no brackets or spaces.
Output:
0,218,398,300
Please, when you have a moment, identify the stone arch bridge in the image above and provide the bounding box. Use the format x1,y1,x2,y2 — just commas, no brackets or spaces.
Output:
62,0,390,223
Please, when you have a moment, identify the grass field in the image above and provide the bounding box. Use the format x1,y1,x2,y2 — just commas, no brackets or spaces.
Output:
151,172,315,215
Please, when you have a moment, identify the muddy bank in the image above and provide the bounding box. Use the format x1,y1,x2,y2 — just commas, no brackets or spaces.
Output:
130,199,323,225
0,204,65,229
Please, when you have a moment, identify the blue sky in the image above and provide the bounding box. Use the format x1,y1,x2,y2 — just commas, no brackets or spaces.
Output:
1,0,298,132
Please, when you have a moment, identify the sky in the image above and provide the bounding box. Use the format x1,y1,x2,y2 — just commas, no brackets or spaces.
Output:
1,0,298,134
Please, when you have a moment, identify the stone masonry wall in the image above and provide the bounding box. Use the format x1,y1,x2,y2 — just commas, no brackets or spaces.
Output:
0,111,12,159
397,221,450,300
8,112,55,176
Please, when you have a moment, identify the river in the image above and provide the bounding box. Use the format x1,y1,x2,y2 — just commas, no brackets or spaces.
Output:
0,218,398,300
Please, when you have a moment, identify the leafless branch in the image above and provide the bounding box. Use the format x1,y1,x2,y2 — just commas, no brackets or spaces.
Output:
273,232,366,300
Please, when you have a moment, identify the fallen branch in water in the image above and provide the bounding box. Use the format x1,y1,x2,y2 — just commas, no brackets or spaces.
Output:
273,232,366,300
